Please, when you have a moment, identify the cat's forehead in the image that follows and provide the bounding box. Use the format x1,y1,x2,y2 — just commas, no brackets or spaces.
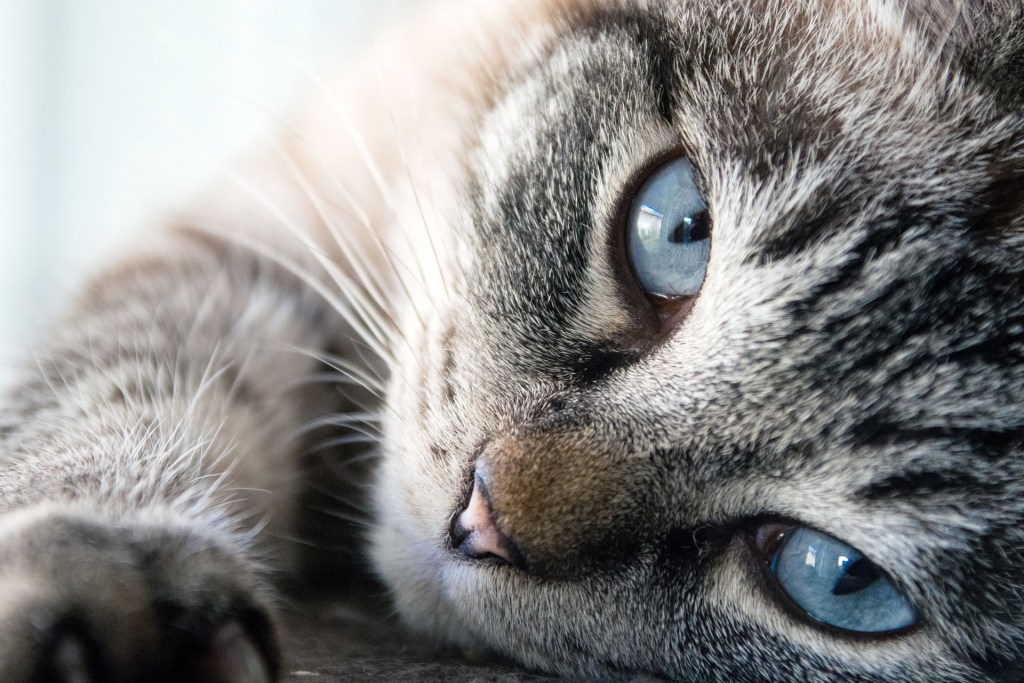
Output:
465,0,1018,356
518,0,1009,175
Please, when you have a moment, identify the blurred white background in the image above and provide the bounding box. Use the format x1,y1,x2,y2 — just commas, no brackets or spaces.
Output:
0,0,411,387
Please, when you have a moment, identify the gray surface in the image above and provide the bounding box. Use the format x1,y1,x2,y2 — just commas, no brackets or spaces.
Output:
279,593,556,682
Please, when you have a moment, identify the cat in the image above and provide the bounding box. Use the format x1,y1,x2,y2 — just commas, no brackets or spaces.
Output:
1,0,1023,680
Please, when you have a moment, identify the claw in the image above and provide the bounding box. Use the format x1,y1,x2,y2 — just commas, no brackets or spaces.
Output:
191,621,272,683
46,634,93,683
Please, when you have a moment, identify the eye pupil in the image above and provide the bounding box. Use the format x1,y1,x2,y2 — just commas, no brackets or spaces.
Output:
831,557,881,596
666,210,712,245
667,221,688,244
686,211,712,243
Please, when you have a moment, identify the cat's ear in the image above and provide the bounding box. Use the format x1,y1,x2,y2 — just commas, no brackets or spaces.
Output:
899,0,1024,110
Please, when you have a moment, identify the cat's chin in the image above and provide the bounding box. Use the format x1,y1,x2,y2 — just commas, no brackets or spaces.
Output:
369,511,488,652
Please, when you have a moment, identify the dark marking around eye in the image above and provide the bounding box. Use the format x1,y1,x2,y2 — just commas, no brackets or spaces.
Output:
567,346,636,384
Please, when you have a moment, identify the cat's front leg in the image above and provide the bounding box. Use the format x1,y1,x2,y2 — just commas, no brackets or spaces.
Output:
0,225,358,681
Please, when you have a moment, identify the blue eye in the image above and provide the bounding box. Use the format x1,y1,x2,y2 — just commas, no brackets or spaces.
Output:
769,527,917,634
626,157,711,298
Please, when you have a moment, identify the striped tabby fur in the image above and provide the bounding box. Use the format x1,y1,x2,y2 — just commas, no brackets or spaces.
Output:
1,0,1022,680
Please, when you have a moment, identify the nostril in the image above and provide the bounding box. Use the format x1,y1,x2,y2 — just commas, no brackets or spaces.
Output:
450,471,523,567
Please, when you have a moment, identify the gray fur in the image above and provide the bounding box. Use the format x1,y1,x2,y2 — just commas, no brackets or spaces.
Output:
2,0,1023,681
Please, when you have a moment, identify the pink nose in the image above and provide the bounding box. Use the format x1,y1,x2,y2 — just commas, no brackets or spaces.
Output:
451,473,518,565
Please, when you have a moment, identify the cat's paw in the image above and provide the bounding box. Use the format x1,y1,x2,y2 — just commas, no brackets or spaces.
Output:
0,507,279,683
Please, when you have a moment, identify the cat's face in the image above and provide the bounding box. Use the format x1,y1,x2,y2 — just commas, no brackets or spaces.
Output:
369,0,1024,680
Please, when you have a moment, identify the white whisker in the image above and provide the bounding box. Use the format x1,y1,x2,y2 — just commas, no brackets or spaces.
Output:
267,142,411,358
272,44,443,326
207,227,397,369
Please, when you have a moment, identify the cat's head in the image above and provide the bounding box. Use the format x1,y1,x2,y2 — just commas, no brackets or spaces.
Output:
367,0,1024,679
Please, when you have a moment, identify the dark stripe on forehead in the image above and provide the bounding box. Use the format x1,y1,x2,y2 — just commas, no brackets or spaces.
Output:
857,468,994,501
750,136,1024,267
758,191,933,295
851,422,1024,460
747,188,866,267
563,3,681,124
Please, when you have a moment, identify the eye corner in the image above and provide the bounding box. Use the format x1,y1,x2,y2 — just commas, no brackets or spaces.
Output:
648,292,699,325
747,520,793,560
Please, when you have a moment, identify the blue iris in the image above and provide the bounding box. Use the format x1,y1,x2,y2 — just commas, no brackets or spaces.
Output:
770,527,917,633
626,157,711,297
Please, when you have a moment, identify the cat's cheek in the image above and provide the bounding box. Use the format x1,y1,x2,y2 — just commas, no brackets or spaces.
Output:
369,516,479,648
